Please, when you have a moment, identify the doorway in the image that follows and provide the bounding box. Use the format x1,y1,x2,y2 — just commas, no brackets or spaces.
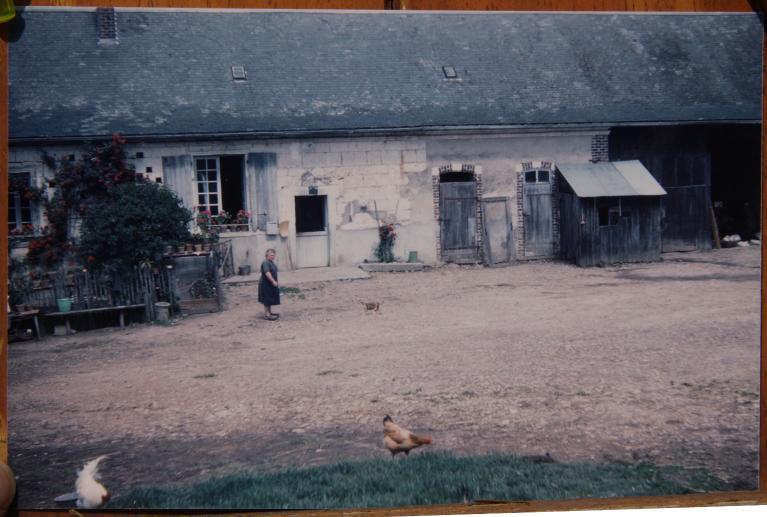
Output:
295,195,330,268
439,171,479,263
219,155,245,219
522,168,554,257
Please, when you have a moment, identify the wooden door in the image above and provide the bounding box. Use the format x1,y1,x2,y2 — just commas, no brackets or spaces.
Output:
295,195,330,268
482,197,512,265
440,181,478,262
661,155,711,252
523,181,554,257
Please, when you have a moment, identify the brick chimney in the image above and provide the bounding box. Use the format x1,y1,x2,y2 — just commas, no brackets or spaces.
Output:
96,7,118,45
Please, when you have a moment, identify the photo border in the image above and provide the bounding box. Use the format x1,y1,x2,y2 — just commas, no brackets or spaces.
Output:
1,0,765,515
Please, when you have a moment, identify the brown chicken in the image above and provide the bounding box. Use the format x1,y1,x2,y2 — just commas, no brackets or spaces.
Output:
382,415,432,456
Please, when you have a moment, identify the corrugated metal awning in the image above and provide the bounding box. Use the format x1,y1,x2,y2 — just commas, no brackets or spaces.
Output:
556,160,667,198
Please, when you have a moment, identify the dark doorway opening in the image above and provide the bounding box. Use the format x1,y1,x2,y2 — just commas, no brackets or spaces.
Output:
295,195,327,233
220,155,245,218
610,124,761,248
709,125,761,240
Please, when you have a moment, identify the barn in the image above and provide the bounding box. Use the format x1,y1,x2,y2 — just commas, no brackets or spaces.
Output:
7,8,762,271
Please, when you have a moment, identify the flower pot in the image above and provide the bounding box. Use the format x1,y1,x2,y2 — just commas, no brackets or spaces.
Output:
185,243,194,252
194,244,203,252
56,298,72,312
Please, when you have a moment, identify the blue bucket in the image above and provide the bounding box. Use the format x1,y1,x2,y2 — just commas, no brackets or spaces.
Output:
56,298,72,312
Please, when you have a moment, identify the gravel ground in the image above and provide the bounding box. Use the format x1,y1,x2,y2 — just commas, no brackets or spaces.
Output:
8,246,761,508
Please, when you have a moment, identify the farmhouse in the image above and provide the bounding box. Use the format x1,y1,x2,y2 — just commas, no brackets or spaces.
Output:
7,8,762,270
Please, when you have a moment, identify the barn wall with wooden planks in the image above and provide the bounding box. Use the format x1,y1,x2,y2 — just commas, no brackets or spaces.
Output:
1,0,766,514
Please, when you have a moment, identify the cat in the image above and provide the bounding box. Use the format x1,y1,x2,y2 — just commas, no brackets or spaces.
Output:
361,301,382,314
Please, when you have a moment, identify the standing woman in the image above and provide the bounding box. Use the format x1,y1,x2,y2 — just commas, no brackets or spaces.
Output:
258,248,280,320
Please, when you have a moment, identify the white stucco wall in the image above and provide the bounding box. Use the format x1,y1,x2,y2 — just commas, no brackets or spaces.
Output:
9,129,598,271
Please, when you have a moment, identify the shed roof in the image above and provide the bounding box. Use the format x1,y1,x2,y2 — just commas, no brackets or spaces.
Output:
7,9,763,142
556,160,667,198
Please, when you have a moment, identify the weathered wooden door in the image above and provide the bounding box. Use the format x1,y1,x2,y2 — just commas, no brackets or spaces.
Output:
662,186,709,251
523,180,554,257
440,181,478,262
482,197,512,265
660,154,711,252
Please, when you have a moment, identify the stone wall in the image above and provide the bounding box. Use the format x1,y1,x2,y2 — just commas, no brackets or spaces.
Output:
9,128,599,270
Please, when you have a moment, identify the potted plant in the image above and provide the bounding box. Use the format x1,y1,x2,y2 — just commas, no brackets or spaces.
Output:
215,210,231,228
235,209,251,231
374,223,397,263
190,233,206,252
195,207,212,233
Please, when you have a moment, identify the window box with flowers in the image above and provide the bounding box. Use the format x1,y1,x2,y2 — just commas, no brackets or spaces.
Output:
197,208,253,233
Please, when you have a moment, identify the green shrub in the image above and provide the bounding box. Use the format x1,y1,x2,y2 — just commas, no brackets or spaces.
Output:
79,182,192,268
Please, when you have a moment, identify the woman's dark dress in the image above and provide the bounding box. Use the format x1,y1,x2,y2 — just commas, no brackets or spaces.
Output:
258,260,280,306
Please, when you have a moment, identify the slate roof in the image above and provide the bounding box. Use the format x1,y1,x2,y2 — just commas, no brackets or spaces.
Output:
557,160,667,198
8,8,763,142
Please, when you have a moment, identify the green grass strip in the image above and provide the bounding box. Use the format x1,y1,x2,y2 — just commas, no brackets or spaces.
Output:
110,451,727,510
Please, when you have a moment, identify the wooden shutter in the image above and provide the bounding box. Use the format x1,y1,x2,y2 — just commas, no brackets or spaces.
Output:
246,153,278,230
161,155,195,210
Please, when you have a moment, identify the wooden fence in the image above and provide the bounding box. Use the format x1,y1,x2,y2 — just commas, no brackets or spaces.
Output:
20,265,171,321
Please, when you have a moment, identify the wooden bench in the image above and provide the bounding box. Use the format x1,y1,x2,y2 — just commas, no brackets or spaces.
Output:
44,304,146,335
9,310,42,340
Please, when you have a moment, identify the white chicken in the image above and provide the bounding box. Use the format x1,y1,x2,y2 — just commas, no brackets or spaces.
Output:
75,455,110,509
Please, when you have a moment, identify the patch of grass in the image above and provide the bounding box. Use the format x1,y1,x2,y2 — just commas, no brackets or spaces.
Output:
193,373,216,379
109,452,727,510
279,286,305,299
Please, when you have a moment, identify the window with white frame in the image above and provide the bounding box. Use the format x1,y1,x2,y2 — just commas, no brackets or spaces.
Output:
196,157,221,215
194,155,248,228
8,172,36,236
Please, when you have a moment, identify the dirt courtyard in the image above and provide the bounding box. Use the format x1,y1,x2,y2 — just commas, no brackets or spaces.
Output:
9,246,761,508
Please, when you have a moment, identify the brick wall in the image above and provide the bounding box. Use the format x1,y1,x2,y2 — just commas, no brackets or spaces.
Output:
432,171,441,261
591,134,609,162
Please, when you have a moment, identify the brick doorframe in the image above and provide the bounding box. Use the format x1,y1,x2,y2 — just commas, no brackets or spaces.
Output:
432,163,484,263
515,161,559,259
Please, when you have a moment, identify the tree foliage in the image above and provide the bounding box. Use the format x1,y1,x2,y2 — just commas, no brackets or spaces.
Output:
27,134,147,268
79,182,192,269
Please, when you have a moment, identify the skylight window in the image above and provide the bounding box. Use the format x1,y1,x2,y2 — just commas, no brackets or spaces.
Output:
442,66,458,79
231,66,247,82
